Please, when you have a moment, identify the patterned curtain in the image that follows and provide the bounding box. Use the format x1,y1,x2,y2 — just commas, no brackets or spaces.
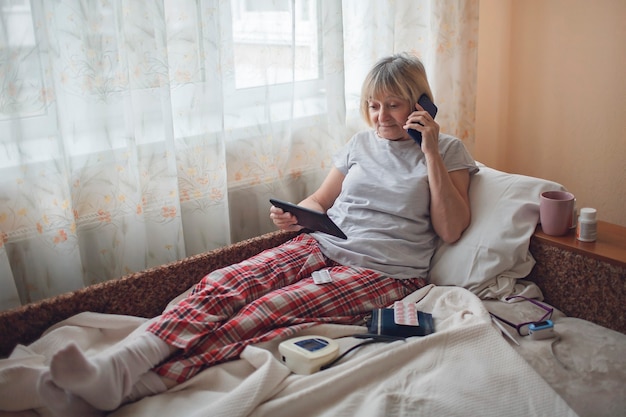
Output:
0,0,478,311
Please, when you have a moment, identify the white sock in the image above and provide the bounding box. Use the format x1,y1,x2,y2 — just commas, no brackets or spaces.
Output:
123,371,168,403
37,370,105,417
49,333,171,411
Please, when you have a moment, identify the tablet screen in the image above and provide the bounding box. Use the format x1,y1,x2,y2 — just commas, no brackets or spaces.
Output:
270,199,347,240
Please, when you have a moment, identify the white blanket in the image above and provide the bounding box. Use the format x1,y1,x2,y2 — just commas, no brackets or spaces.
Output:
0,286,578,417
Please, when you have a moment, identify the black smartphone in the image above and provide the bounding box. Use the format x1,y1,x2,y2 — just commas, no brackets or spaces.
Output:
407,94,438,146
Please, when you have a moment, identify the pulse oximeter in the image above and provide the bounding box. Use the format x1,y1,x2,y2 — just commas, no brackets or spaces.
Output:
528,320,555,340
278,336,339,374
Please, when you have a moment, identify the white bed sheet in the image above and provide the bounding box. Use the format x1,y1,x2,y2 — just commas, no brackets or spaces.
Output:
484,298,626,417
2,285,618,417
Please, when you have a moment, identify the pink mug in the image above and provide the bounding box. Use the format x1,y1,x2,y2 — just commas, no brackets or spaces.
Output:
539,191,575,236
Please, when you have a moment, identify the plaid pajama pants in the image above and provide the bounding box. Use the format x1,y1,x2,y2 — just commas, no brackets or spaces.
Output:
148,233,426,383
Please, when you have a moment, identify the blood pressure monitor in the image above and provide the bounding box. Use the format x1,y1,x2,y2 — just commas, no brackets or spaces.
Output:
278,336,339,374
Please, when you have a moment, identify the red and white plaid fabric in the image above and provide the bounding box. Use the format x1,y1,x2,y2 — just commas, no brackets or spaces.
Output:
149,233,426,382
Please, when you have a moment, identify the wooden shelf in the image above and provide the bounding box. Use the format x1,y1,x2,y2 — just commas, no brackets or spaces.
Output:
533,220,626,267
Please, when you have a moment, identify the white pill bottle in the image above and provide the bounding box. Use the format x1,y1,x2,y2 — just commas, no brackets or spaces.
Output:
576,207,597,242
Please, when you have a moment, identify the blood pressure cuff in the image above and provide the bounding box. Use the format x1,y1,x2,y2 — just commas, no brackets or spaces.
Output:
366,308,435,338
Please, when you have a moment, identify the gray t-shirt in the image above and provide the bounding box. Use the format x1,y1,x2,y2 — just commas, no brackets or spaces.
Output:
312,130,478,279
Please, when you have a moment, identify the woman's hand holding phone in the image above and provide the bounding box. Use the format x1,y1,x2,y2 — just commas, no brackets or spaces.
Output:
406,94,438,147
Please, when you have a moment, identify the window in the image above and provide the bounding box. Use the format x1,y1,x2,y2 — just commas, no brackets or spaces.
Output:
161,0,325,133
224,0,323,110
0,0,326,166
230,0,321,89
0,0,42,119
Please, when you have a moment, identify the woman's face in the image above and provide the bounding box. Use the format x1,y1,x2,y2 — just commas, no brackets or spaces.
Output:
367,93,412,141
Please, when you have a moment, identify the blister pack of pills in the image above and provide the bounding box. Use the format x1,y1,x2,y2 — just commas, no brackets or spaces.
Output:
312,269,333,284
393,301,420,326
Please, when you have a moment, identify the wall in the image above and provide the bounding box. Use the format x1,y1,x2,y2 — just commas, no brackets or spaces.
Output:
475,0,626,227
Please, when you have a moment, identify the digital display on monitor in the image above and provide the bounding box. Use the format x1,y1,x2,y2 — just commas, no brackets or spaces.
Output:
295,338,328,352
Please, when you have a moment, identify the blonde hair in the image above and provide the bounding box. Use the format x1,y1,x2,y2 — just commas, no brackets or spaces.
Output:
360,53,434,127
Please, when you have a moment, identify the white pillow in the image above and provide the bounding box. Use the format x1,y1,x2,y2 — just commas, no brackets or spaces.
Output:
428,165,566,299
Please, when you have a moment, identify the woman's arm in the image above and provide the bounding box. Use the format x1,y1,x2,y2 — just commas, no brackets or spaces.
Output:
412,104,471,243
298,167,345,211
270,167,345,231
426,162,471,243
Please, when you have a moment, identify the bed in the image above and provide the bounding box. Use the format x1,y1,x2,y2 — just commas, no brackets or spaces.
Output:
1,165,624,417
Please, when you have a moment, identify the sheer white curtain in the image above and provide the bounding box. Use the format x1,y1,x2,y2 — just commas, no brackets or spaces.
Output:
0,0,478,311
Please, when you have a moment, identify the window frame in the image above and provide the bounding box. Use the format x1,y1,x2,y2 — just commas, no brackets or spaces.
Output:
220,0,325,109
